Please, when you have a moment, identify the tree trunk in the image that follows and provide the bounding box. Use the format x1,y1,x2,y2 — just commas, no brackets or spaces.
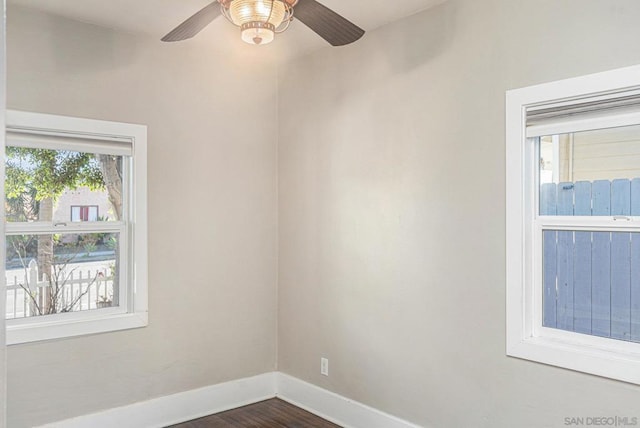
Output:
37,197,54,313
97,155,123,306
97,155,123,221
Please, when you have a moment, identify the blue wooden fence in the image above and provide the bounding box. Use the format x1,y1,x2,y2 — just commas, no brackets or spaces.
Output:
541,178,640,343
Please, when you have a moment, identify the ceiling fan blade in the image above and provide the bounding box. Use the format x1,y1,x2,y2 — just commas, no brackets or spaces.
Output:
294,0,365,46
161,2,222,42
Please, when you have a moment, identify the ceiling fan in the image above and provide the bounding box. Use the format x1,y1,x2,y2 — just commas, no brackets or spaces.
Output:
161,0,365,46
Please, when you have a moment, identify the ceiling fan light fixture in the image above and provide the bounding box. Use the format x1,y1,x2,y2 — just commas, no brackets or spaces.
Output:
161,0,365,47
227,0,292,45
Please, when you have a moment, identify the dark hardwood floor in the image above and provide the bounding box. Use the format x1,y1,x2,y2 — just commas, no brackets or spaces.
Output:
167,398,342,428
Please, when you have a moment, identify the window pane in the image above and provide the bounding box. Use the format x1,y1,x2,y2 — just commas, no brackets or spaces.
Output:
88,206,98,221
543,230,640,343
5,232,120,319
539,124,640,216
5,146,123,222
70,205,100,222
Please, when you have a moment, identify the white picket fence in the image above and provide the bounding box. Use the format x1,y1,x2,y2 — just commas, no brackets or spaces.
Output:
5,259,114,319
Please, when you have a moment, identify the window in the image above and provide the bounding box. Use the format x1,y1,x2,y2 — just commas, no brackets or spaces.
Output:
71,205,99,222
506,64,640,384
5,110,147,344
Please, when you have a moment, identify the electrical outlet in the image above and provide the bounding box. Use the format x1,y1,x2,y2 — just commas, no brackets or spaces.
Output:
320,358,329,376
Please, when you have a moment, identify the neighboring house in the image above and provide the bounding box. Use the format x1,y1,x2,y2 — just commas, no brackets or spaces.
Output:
540,124,640,184
572,125,640,181
52,186,112,223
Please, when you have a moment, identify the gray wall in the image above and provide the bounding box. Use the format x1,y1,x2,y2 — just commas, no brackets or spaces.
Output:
7,6,278,427
277,1,640,427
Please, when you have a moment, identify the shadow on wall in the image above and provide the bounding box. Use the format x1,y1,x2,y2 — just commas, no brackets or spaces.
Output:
290,0,457,112
386,0,456,73
41,9,140,74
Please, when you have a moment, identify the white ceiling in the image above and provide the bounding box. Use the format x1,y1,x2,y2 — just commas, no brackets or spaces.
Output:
7,0,447,59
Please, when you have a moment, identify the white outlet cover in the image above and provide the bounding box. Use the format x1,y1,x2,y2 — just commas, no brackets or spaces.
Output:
321,358,329,376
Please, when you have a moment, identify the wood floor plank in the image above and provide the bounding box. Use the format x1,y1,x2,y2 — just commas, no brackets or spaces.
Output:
167,398,342,428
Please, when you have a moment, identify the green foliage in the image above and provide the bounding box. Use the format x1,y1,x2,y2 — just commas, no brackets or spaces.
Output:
106,235,118,250
83,241,97,256
6,147,105,205
5,186,38,222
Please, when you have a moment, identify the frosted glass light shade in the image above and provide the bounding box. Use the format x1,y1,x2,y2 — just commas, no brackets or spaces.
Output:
240,24,275,45
229,0,286,25
227,0,288,45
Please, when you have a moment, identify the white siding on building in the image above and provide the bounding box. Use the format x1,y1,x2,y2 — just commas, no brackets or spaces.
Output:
572,125,640,181
53,187,111,223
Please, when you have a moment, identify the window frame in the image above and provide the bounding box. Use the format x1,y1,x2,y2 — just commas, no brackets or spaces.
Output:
5,110,148,344
506,64,640,384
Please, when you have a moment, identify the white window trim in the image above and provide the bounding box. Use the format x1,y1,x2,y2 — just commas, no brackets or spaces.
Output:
5,110,148,345
506,64,640,384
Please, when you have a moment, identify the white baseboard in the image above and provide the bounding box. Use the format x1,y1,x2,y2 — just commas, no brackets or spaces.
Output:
276,373,424,428
37,372,277,428
37,372,423,428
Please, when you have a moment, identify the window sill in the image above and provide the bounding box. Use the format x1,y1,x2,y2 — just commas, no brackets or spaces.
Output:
508,334,640,385
6,311,148,345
